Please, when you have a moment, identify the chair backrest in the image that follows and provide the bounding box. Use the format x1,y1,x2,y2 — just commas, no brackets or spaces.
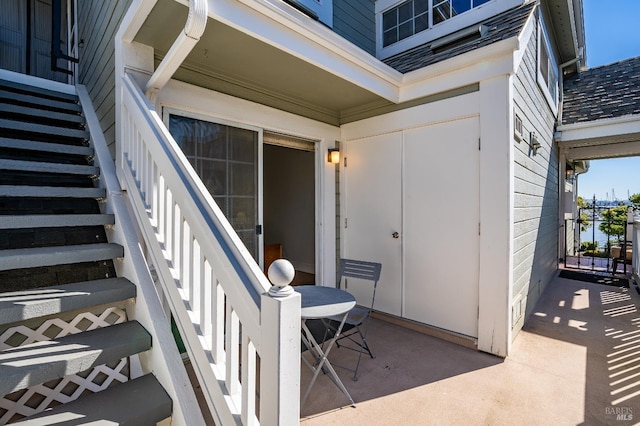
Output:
339,259,382,285
338,259,382,310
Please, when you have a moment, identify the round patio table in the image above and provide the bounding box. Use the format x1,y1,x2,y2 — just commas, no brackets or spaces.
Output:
295,285,356,407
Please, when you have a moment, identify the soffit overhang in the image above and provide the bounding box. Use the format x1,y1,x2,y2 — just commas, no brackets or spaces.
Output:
133,0,402,126
542,0,586,67
557,115,640,161
131,0,526,126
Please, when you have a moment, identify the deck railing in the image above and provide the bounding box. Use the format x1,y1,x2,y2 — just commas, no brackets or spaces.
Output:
117,73,301,425
565,204,635,274
633,219,640,284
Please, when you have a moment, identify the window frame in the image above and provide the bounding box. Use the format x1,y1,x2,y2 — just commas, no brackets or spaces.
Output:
536,14,559,115
382,0,429,47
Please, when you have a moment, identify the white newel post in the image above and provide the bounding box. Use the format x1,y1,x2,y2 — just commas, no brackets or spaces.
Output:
260,260,301,425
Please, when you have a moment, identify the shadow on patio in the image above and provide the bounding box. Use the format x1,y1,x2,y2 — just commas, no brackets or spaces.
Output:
302,273,640,424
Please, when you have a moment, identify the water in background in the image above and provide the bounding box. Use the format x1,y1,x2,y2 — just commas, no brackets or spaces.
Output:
580,225,611,249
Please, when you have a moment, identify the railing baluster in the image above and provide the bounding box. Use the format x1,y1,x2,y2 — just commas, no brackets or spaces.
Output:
152,163,159,226
241,335,257,425
135,130,142,182
184,223,194,310
194,240,206,327
209,261,224,363
226,306,239,396
143,151,150,209
173,204,182,286
165,189,173,261
157,174,165,244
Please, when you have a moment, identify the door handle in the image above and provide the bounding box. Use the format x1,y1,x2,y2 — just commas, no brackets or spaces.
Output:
392,232,399,239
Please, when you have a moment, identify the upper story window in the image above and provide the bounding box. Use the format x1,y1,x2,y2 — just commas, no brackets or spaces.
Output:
382,0,490,47
383,0,428,46
286,0,333,27
537,15,558,113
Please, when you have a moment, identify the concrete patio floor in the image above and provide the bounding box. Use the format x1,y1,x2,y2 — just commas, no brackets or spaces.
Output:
301,272,640,425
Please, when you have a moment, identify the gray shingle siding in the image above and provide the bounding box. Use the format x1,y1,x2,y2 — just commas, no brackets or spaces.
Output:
512,22,558,334
562,56,640,125
383,2,536,74
77,0,132,159
333,0,376,55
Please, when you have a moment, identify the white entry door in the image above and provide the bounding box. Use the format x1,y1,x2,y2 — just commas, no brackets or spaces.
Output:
343,133,402,316
404,117,480,337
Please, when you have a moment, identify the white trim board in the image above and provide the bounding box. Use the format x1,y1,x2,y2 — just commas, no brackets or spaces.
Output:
557,115,640,144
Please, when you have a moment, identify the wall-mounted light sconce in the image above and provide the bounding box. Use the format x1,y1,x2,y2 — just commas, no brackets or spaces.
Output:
529,132,541,156
328,148,340,164
565,165,575,182
78,39,84,48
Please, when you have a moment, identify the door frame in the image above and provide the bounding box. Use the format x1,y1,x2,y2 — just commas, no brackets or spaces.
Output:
155,80,340,287
263,137,318,276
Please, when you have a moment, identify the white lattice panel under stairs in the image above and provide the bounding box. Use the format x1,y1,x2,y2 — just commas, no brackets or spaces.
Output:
0,307,130,424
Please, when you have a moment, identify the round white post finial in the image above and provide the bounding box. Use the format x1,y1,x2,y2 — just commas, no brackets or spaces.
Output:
268,259,295,297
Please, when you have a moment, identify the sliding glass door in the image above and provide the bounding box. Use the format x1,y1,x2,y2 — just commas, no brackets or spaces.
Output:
167,112,262,263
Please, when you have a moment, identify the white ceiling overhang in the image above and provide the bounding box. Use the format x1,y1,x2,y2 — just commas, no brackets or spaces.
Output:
557,115,640,161
129,0,522,125
132,0,401,125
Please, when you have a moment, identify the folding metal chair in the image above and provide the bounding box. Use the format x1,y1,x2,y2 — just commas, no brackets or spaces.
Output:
326,258,382,381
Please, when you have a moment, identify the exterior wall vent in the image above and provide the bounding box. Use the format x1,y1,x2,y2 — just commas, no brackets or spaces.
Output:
514,113,524,142
430,24,489,52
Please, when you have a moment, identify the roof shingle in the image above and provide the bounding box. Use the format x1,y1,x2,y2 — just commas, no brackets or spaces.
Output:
562,56,640,125
383,2,536,74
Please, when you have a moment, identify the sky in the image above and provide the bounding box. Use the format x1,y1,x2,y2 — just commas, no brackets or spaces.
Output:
577,0,640,201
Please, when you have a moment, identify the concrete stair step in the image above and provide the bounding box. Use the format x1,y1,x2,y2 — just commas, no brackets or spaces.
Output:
0,243,124,271
0,159,99,176
0,103,85,127
0,185,106,198
0,277,136,326
0,118,89,141
0,79,79,103
12,374,172,425
0,89,82,114
0,213,114,229
0,321,151,396
0,137,93,157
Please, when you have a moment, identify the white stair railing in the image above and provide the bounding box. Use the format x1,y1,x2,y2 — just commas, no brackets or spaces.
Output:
77,83,205,425
117,73,301,425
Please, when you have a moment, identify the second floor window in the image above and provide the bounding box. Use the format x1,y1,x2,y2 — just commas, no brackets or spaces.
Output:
382,0,491,47
383,0,429,47
537,16,558,112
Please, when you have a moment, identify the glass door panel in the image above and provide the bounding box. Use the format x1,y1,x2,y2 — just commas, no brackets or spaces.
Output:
168,114,261,262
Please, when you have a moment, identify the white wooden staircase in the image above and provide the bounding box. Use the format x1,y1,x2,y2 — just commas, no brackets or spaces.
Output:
0,78,173,424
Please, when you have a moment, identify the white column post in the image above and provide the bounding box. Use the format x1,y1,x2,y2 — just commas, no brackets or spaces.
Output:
478,75,513,357
260,260,301,425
